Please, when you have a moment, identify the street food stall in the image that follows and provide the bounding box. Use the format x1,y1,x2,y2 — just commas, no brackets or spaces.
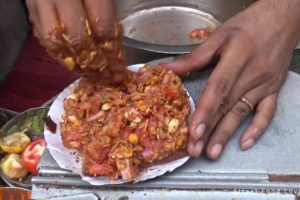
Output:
1,0,300,199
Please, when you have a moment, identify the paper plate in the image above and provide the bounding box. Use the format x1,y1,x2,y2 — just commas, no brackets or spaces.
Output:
44,64,195,185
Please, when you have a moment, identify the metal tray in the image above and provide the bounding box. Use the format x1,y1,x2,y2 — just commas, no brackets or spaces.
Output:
31,57,300,199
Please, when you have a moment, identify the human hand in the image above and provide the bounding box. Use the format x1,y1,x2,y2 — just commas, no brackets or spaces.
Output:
26,0,125,80
163,0,300,159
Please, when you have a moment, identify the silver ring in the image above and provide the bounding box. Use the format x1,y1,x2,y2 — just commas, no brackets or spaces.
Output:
239,97,254,111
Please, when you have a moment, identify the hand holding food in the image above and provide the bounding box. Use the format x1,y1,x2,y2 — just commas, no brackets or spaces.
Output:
26,0,126,81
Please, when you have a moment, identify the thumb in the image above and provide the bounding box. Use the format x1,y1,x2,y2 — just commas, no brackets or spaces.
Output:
161,37,222,75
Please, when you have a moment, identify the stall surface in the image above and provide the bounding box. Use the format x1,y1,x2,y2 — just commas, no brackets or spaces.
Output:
30,57,300,199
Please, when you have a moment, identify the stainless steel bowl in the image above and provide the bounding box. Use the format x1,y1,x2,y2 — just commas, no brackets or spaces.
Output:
0,107,49,189
115,0,256,64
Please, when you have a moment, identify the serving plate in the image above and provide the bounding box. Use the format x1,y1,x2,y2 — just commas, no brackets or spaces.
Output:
44,64,195,185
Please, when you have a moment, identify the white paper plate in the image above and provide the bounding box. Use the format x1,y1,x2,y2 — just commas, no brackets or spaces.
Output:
44,64,195,185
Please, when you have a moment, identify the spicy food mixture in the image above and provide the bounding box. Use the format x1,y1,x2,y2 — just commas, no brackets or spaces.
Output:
60,65,191,180
43,21,126,82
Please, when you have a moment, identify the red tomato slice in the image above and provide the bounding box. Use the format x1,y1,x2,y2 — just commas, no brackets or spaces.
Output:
166,87,178,98
95,147,110,164
88,163,114,175
21,138,46,175
65,132,81,141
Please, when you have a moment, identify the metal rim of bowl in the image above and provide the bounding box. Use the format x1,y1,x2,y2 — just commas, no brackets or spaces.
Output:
123,36,199,54
0,107,49,189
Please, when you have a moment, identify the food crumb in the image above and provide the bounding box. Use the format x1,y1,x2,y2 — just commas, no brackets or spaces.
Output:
45,116,57,133
129,27,136,35
118,196,129,200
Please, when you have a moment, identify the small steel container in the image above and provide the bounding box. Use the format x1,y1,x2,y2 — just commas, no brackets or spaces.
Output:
115,0,256,64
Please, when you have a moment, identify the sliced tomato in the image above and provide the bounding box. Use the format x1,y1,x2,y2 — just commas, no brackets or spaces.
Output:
95,147,110,163
166,87,178,98
121,127,132,139
139,132,152,148
65,132,81,141
21,138,46,175
88,163,114,175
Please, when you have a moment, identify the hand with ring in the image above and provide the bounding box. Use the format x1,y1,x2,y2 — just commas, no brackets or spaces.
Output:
163,0,300,159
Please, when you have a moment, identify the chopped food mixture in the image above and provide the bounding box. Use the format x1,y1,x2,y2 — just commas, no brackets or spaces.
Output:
60,65,191,180
44,21,126,82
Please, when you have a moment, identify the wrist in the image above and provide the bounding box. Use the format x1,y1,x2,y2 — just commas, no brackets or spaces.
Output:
261,0,300,42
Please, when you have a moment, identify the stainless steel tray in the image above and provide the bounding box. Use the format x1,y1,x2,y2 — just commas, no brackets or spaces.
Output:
31,57,300,199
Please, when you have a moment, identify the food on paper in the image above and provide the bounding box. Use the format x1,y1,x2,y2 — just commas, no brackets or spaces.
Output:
60,65,191,180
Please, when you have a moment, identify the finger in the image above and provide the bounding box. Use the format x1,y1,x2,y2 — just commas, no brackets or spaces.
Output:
204,80,272,160
240,93,277,150
187,93,227,158
162,34,223,75
187,138,205,158
189,38,252,143
55,0,89,46
26,0,42,38
223,58,279,107
33,0,58,38
83,0,117,39
205,98,253,160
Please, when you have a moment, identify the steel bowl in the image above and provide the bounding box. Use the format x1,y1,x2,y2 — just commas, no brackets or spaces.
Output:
0,107,49,189
115,0,257,64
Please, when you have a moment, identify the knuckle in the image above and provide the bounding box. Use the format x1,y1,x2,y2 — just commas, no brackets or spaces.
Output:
64,32,88,47
258,107,275,121
207,76,230,97
220,97,232,114
66,32,88,47
228,27,255,45
231,104,249,121
254,59,273,79
94,26,114,38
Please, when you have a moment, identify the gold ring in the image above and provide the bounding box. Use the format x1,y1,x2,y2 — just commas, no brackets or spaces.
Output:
239,96,254,111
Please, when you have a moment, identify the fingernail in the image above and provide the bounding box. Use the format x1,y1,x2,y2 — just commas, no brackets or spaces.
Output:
210,144,223,159
193,123,206,140
241,138,255,150
189,141,204,158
